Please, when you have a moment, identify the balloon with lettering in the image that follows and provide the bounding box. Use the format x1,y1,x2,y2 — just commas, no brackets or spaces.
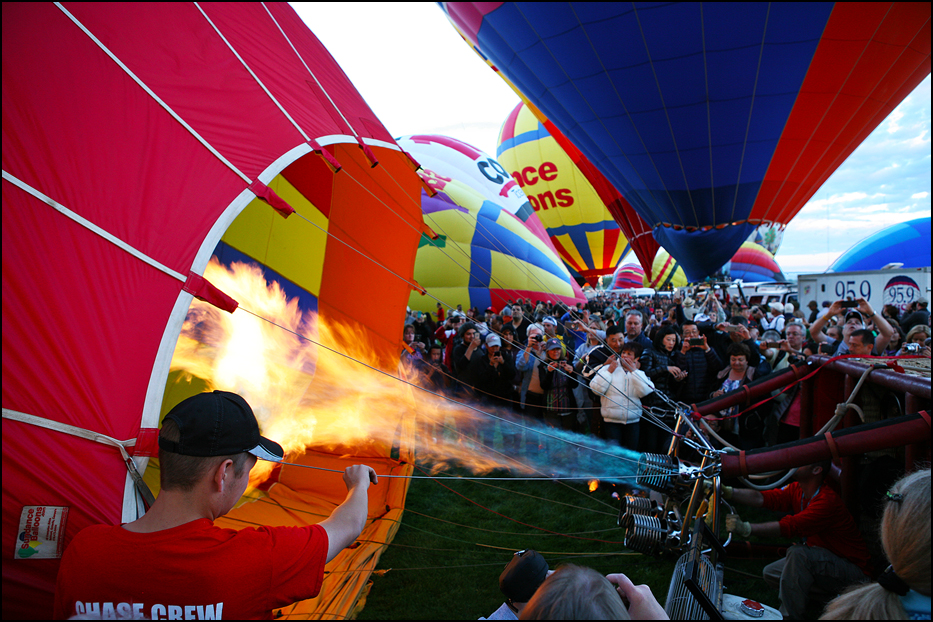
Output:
726,242,787,283
440,2,931,281
828,217,931,272
497,102,630,285
3,4,423,617
644,249,688,290
396,135,586,311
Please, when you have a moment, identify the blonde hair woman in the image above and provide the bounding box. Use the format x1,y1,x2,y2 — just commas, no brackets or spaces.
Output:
821,468,931,619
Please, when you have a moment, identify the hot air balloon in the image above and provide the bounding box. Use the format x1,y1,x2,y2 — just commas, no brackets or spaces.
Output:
828,217,931,272
3,4,424,618
440,2,932,281
644,249,689,290
497,102,631,285
396,135,586,311
610,260,646,291
727,242,787,283
409,176,585,312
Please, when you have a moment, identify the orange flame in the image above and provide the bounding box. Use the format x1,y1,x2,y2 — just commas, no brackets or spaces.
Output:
169,259,539,487
588,479,599,493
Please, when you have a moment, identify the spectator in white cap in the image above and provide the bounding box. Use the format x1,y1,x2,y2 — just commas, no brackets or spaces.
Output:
760,301,786,335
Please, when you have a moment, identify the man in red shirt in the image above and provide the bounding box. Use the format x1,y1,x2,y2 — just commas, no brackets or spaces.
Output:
54,391,377,620
724,461,871,619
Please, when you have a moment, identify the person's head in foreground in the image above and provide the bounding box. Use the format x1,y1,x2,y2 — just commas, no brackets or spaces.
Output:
155,391,284,522
520,565,628,620
820,468,931,620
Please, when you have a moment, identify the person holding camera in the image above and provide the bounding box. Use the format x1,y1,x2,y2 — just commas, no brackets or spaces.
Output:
538,338,575,432
809,299,894,355
898,325,932,357
674,321,723,406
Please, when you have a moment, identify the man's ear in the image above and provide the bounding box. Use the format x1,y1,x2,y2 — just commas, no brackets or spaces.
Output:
212,458,235,493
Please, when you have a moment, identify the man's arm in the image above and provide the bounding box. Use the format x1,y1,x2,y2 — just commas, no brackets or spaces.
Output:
859,298,894,353
809,301,843,343
319,465,377,563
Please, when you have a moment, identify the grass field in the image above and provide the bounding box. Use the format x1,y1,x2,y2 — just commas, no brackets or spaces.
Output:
357,462,792,620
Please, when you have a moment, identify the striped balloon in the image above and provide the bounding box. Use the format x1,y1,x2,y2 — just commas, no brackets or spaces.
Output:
644,249,688,290
611,261,646,290
727,242,786,283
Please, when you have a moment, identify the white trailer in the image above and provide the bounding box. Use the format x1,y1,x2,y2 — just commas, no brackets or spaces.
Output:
797,267,931,316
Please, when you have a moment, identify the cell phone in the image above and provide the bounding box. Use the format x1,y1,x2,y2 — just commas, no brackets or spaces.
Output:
765,341,782,348
722,325,740,333
840,300,858,308
689,338,705,346
818,343,832,354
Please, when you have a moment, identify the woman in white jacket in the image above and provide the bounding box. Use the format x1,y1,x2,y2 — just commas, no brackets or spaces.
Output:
589,342,655,452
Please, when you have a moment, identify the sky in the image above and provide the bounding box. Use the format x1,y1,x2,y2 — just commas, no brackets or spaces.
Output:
292,2,931,279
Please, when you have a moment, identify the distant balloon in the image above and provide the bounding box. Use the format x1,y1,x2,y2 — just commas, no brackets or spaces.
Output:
396,135,586,311
497,102,630,285
644,249,688,290
727,242,787,283
828,218,931,272
441,2,931,281
611,260,646,291
750,225,784,256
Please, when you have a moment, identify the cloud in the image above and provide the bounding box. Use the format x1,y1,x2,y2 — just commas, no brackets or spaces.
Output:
912,192,930,199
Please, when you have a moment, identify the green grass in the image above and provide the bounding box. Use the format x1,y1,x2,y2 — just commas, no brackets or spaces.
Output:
357,464,785,620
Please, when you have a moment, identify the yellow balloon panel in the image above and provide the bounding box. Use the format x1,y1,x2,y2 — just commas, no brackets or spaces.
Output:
645,249,689,289
221,174,330,298
497,102,627,278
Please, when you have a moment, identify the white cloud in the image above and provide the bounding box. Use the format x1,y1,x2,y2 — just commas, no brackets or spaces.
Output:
912,191,930,199
885,108,904,133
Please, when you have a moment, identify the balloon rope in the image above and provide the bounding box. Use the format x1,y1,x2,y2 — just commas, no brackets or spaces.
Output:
268,460,645,481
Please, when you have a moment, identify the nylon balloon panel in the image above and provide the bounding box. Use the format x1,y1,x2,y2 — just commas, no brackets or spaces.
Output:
829,218,931,272
219,174,329,306
444,1,931,280
728,242,786,283
496,102,628,278
646,250,688,290
410,188,581,313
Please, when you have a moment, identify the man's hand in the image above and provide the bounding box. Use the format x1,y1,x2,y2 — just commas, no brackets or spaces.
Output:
726,514,751,537
701,480,733,500
667,366,687,381
606,573,669,620
607,356,620,373
856,297,875,319
343,464,378,492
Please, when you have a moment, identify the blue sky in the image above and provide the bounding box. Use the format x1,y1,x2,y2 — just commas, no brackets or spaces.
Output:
294,2,931,278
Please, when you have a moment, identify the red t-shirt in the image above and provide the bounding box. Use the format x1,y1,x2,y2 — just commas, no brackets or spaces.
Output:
53,520,328,620
761,482,872,575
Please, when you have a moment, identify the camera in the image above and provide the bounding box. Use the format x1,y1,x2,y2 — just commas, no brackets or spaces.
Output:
533,335,544,342
903,343,921,353
840,300,858,308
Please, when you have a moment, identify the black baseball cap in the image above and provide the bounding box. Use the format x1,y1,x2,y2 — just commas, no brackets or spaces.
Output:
158,391,284,462
499,549,549,603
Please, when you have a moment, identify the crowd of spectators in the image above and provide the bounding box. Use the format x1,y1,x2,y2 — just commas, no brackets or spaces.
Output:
400,291,931,457
403,292,930,620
